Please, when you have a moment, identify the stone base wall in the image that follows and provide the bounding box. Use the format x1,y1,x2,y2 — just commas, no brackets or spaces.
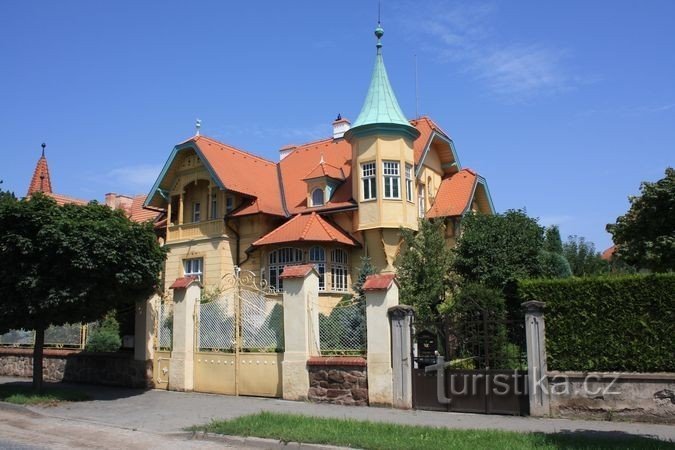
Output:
0,348,152,389
547,371,675,424
307,357,368,406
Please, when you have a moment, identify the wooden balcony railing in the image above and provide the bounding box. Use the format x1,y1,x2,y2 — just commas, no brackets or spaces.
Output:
167,219,225,242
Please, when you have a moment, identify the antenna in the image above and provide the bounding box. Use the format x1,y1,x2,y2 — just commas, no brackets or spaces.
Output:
415,54,420,118
195,119,201,136
378,0,381,24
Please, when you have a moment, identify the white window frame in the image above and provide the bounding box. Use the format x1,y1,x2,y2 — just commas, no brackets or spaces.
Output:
330,249,349,292
418,184,426,218
192,202,201,222
311,188,325,207
361,162,377,201
383,161,401,199
183,258,203,281
267,247,304,291
309,246,326,291
405,163,414,202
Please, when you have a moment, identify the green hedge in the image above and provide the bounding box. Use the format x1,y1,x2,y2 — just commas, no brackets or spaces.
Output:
518,274,675,372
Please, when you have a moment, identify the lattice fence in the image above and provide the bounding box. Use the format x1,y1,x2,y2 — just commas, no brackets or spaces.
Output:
0,323,88,348
157,302,173,350
240,289,284,352
197,294,236,351
318,300,366,356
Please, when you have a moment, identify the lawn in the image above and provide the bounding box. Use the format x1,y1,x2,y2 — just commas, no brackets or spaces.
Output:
196,412,674,450
0,384,90,405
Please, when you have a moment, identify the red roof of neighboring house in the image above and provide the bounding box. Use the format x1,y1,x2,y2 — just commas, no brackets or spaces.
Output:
426,169,478,218
45,192,88,206
363,273,397,291
169,275,200,289
27,155,53,196
252,212,358,247
601,245,617,261
128,195,162,223
279,264,316,279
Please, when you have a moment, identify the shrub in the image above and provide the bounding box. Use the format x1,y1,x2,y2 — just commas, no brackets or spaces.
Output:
85,312,121,353
518,274,675,372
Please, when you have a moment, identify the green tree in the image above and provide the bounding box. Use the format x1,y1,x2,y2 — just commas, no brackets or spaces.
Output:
0,181,15,203
607,167,675,272
543,225,564,254
453,210,544,290
539,226,572,279
85,311,122,352
396,219,455,326
0,194,166,391
563,235,609,277
351,256,375,303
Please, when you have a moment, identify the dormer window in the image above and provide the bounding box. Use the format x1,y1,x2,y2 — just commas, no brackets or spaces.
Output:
311,188,325,207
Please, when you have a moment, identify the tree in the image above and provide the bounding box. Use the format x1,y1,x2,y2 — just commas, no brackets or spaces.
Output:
0,181,15,203
607,167,675,272
563,235,609,277
85,311,122,353
453,210,545,290
543,225,564,254
0,194,166,391
539,226,573,279
396,219,455,326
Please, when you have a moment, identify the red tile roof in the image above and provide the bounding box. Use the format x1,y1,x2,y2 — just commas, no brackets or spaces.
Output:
601,245,617,261
169,275,200,289
426,169,478,218
128,195,162,223
193,136,285,217
302,161,345,181
363,273,397,291
45,192,88,206
252,212,358,247
27,155,53,196
279,264,316,279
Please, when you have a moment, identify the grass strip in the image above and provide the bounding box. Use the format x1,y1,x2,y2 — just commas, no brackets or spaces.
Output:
196,411,674,450
0,385,91,405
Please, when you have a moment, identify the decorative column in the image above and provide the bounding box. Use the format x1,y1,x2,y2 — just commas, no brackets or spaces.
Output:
178,192,185,225
281,264,319,401
523,300,550,416
389,305,414,409
168,276,201,392
364,273,399,406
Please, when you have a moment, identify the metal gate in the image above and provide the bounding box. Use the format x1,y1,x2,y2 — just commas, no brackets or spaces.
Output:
412,309,528,415
193,268,284,397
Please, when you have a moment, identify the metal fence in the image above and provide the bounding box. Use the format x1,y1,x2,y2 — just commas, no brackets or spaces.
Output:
0,323,92,349
240,290,283,352
196,294,235,351
318,300,366,356
157,302,173,350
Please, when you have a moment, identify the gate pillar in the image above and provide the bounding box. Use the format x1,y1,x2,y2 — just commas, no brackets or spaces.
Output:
523,300,550,416
388,305,414,409
364,274,399,407
281,264,319,401
134,294,157,362
168,276,201,391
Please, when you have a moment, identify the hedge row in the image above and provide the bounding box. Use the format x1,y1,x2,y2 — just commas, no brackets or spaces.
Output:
518,274,675,372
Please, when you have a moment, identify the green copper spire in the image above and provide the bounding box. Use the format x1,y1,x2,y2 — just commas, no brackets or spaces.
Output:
346,24,419,141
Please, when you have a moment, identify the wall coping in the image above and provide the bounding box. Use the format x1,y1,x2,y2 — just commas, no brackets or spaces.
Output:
548,371,675,381
307,356,367,367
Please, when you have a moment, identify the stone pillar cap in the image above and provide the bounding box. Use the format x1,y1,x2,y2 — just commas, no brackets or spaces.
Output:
169,275,201,290
279,264,318,279
363,273,398,291
388,304,414,318
521,300,546,312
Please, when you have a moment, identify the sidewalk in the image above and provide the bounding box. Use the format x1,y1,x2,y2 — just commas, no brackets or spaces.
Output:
2,377,673,443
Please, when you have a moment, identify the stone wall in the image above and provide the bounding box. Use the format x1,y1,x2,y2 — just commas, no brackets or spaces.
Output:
307,357,368,406
0,348,152,388
547,371,675,424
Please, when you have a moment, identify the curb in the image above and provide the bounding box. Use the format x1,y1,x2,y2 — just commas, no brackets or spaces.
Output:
174,431,355,449
0,400,43,418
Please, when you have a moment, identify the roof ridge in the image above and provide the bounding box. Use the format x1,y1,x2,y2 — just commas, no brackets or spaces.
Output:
197,135,276,165
301,212,317,239
315,213,337,241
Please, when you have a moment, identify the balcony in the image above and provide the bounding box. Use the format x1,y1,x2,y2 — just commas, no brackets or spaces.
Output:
167,219,226,242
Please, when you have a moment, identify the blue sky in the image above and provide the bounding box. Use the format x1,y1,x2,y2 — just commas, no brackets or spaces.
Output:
1,1,673,251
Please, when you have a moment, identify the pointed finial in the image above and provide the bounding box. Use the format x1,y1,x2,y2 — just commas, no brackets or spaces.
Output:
375,24,384,52
41,142,46,157
195,119,201,136
320,151,325,165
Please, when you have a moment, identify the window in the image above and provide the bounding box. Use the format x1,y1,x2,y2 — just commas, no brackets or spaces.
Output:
309,246,326,291
405,163,413,202
210,193,218,220
311,188,325,207
418,184,426,218
383,161,400,199
226,196,234,214
184,258,203,281
192,202,201,222
330,249,349,292
268,247,303,291
361,162,376,201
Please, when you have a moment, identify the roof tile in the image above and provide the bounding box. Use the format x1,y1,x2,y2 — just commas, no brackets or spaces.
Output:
252,212,358,247
426,169,478,218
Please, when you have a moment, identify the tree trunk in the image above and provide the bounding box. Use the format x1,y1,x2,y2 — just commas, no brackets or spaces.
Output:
32,327,45,393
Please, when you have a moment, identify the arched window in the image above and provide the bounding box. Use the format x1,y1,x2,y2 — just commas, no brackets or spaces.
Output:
268,247,303,291
311,188,325,206
309,246,326,291
330,249,349,292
